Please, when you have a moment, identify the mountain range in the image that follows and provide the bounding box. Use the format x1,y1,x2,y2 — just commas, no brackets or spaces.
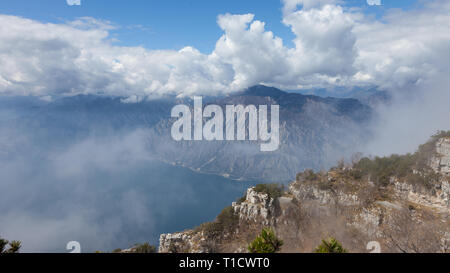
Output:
0,85,374,182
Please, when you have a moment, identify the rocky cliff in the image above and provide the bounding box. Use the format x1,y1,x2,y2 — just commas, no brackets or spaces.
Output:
430,137,450,176
3,86,373,183
159,134,450,253
149,85,372,182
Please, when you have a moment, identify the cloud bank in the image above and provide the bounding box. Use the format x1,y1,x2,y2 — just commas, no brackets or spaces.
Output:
0,122,253,252
0,0,449,100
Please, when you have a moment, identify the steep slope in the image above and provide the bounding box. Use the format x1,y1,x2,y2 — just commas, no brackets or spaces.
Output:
159,132,450,253
149,85,373,182
1,86,373,182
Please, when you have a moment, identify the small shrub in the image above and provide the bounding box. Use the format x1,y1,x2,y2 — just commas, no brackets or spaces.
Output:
353,131,450,187
253,183,284,199
317,180,333,191
0,238,7,253
416,130,450,168
132,243,157,253
353,154,416,186
315,237,347,253
349,169,363,180
216,206,239,231
248,228,283,253
195,206,239,238
195,222,222,237
236,195,246,204
305,169,319,181
0,237,21,254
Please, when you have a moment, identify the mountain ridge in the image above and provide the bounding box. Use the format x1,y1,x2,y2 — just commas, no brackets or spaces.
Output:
158,132,450,253
1,85,374,182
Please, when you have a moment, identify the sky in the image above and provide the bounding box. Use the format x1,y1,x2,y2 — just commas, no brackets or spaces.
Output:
0,0,448,100
1,0,421,52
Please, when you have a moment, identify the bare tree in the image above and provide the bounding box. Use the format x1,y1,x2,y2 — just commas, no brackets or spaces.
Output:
382,209,442,253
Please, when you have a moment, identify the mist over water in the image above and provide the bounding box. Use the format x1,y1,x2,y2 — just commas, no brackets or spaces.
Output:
364,72,450,157
1,71,449,252
0,118,254,252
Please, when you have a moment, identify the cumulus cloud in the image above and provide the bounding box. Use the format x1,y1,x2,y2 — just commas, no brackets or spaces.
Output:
282,4,357,87
214,14,289,89
0,0,449,99
67,0,81,6
352,2,450,90
282,0,341,14
344,1,450,156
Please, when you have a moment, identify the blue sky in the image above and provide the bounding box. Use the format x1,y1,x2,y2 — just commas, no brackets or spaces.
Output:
0,0,420,52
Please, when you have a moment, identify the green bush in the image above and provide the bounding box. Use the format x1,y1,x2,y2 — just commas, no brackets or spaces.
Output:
416,130,450,168
236,195,246,204
216,206,239,231
353,154,416,186
349,169,363,180
318,181,333,191
195,222,222,236
248,228,283,253
0,238,7,253
195,206,239,238
132,243,157,253
353,131,450,187
315,237,347,253
296,169,319,182
253,183,284,199
0,237,21,254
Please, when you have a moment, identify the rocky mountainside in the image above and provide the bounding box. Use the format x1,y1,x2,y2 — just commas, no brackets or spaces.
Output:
1,85,373,182
159,132,450,253
148,85,372,182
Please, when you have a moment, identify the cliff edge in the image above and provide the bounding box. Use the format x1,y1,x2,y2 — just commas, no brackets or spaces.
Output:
159,132,450,253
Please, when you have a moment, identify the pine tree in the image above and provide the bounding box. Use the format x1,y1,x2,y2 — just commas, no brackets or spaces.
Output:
0,237,21,253
315,237,347,253
248,228,283,253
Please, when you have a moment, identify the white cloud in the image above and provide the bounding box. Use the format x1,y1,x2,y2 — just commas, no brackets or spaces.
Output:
366,0,381,6
282,4,357,86
214,14,289,89
67,0,81,6
0,0,449,99
282,0,341,14
352,2,450,90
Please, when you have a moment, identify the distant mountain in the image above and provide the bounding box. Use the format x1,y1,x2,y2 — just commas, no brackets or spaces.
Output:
148,85,373,181
0,85,374,182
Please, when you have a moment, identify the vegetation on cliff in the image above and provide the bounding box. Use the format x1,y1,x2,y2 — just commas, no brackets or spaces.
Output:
248,228,283,254
194,206,239,239
315,238,348,253
129,243,157,253
352,131,450,188
253,184,285,199
159,131,450,253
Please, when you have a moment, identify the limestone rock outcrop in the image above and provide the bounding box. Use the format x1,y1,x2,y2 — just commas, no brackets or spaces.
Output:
232,188,276,225
430,138,450,175
158,137,450,253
